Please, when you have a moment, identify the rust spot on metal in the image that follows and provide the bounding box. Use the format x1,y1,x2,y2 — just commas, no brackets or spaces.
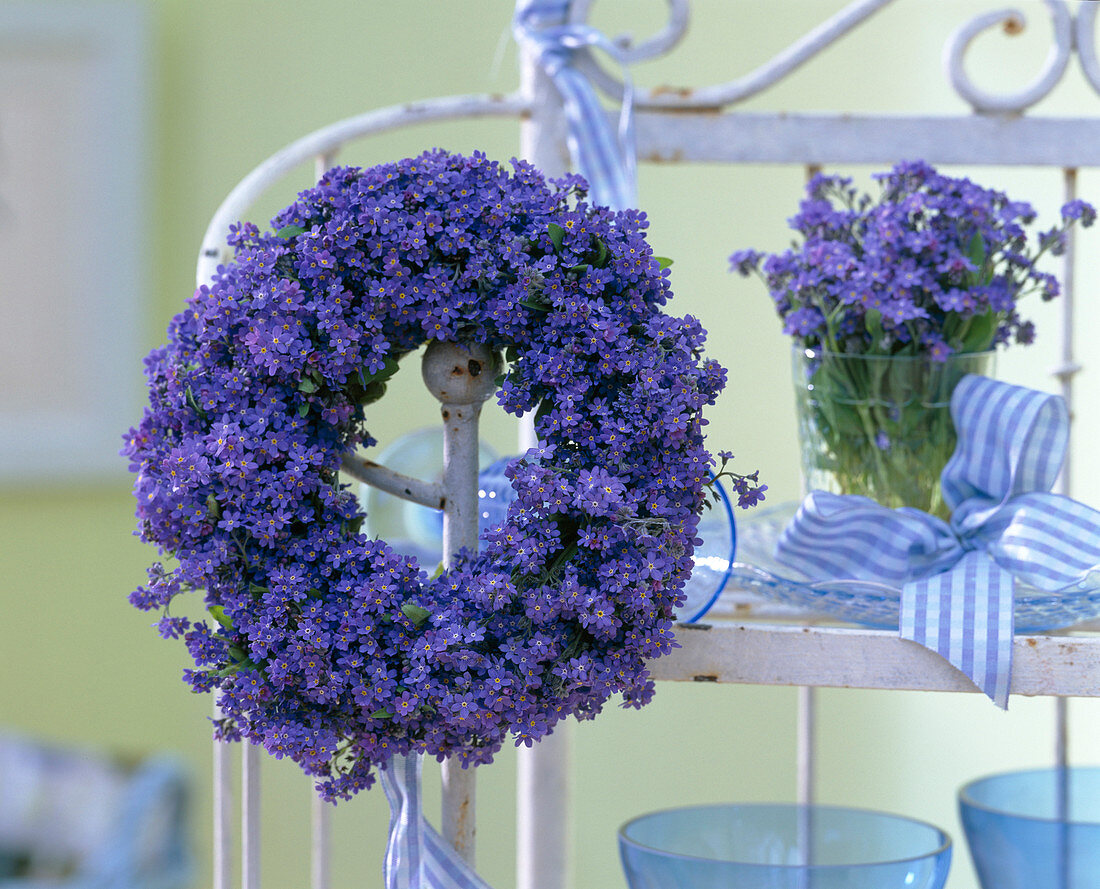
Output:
642,149,685,164
1027,637,1038,648
1003,15,1024,36
652,84,694,99
468,359,482,377
442,409,450,420
452,363,466,376
693,674,718,682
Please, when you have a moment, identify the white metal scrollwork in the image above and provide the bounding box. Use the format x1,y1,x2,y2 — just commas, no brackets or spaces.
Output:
565,0,1100,113
945,0,1073,113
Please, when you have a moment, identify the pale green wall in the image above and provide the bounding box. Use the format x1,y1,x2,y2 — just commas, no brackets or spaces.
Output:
5,2,1100,888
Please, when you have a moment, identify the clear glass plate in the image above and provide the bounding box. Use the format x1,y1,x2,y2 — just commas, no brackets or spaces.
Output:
727,503,1100,632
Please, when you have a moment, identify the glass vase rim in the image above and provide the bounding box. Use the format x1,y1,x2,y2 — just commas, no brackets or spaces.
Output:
795,346,995,364
958,766,1100,826
618,801,952,868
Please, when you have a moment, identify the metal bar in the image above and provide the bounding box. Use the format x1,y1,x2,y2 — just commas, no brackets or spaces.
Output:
517,729,571,889
213,702,233,889
634,111,1100,168
341,454,444,508
795,164,820,817
1054,167,1080,496
422,340,500,867
242,742,261,889
796,686,815,806
311,791,331,889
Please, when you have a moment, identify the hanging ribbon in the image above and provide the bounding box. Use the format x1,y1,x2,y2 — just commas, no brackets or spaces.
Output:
776,375,1100,708
381,754,493,889
513,0,638,210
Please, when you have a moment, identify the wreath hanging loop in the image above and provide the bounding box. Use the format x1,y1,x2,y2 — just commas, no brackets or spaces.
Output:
124,149,727,800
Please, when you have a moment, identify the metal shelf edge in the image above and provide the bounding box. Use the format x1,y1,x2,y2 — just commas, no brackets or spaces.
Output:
651,622,1100,697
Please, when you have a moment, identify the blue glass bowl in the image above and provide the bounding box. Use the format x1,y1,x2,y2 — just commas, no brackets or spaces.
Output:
619,803,951,889
959,767,1100,889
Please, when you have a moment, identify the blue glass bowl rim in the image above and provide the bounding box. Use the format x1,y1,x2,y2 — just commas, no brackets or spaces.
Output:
618,802,953,869
958,766,1100,826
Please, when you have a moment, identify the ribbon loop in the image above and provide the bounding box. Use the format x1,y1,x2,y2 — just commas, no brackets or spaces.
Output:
776,374,1100,707
514,0,637,211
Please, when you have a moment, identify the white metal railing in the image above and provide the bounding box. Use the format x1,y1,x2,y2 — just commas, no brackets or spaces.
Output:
195,2,1100,887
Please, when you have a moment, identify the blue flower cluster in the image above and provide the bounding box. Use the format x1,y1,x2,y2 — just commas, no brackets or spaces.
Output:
124,150,727,799
730,160,1095,359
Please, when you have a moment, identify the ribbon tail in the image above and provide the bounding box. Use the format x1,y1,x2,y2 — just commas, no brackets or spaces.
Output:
381,754,494,889
901,551,1014,708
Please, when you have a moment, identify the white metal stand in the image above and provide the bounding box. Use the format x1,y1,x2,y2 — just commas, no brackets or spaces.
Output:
196,3,1100,887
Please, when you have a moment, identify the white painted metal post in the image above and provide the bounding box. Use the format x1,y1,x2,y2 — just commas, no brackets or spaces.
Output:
213,703,233,889
311,792,331,889
422,340,501,866
517,6,573,887
242,741,261,889
795,165,822,814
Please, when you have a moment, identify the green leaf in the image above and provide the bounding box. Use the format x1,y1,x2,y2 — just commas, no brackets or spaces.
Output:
429,562,445,581
297,403,310,418
864,308,884,341
401,602,432,626
519,297,552,312
965,232,987,285
275,224,305,240
547,223,565,252
534,398,553,425
359,381,388,404
360,356,401,387
209,605,233,630
297,377,318,394
185,386,204,416
370,708,393,720
206,493,222,519
228,644,248,663
249,583,269,596
960,310,998,352
594,237,610,268
654,256,674,270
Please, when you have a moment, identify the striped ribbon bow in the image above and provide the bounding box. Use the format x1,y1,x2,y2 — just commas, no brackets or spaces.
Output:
381,754,492,889
776,375,1100,708
513,0,637,210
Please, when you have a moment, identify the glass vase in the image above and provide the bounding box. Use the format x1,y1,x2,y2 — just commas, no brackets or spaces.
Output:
792,347,993,520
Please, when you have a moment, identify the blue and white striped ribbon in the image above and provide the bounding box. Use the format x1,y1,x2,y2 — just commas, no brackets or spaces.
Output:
513,0,637,210
776,375,1100,708
381,754,493,889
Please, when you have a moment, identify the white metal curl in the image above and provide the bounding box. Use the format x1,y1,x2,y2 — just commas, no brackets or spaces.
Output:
944,0,1073,114
195,92,529,285
1076,2,1100,95
567,0,689,63
567,0,896,108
